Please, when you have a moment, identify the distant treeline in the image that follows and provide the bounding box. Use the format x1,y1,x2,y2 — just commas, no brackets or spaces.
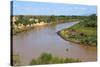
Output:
11,15,86,25
11,15,95,35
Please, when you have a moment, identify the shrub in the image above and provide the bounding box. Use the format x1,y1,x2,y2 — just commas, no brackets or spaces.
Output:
30,53,80,65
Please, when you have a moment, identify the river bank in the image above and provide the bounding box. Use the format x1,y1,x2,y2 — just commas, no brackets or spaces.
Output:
57,14,97,47
57,23,97,47
13,22,49,35
57,31,96,47
13,21,77,35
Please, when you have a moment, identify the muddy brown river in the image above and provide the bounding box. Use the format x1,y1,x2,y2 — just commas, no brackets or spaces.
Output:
13,22,97,65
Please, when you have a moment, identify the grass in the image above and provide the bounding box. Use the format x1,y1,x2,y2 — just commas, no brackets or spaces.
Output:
30,53,80,65
12,53,80,66
57,21,97,46
69,23,97,36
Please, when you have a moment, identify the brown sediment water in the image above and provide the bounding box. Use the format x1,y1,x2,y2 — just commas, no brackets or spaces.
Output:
13,21,97,65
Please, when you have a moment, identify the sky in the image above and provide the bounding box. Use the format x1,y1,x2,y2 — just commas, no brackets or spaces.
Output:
11,1,97,16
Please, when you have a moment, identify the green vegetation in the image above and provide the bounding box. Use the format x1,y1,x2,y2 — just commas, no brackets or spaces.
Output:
13,15,80,24
30,53,80,65
12,15,81,35
12,53,80,66
58,14,97,46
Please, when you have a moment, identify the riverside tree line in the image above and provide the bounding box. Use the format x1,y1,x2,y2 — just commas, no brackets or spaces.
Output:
11,15,83,34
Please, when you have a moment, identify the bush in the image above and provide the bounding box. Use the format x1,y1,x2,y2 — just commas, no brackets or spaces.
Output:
30,53,80,65
80,14,97,27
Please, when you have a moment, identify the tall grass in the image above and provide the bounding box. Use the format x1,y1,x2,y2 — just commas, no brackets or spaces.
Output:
30,53,80,65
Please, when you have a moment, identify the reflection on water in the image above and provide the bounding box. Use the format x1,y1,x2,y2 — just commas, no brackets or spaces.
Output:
13,22,97,65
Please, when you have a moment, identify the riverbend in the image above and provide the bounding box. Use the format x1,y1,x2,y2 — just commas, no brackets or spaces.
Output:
13,22,97,65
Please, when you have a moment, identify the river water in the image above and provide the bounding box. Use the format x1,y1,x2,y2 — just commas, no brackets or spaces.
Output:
13,22,97,65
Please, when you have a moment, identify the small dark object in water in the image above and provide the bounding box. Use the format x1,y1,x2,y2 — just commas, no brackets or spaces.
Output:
66,48,69,51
